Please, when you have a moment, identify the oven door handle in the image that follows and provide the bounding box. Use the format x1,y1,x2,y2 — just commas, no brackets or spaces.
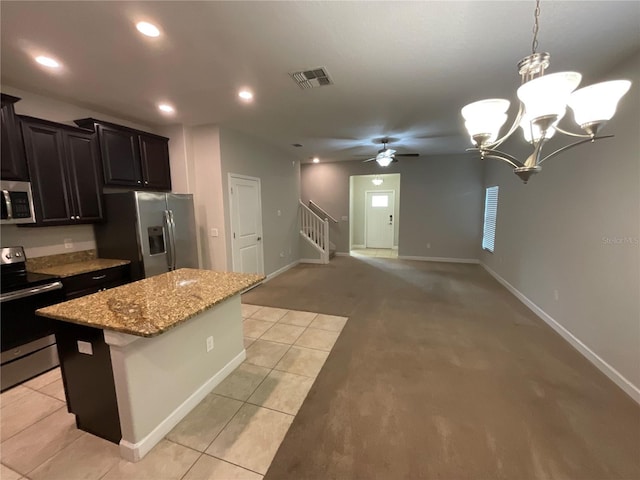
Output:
3,190,13,220
0,281,63,303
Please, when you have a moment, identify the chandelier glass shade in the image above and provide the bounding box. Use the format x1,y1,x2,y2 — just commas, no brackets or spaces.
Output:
372,176,384,186
461,1,632,183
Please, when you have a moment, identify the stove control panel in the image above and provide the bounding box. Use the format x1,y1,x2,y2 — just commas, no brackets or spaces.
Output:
1,247,26,265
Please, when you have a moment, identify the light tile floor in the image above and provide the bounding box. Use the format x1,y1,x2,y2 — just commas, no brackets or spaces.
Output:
0,305,348,480
350,248,398,259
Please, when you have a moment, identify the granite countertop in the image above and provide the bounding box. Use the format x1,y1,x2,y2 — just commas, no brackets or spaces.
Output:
26,249,129,278
37,268,264,337
29,258,131,277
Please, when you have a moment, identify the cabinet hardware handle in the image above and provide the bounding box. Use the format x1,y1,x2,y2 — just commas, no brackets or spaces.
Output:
92,274,107,281
137,181,141,184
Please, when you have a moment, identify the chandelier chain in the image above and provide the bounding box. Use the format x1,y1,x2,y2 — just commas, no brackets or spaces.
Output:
532,0,541,54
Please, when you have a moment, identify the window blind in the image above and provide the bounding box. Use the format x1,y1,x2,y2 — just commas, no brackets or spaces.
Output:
482,186,499,252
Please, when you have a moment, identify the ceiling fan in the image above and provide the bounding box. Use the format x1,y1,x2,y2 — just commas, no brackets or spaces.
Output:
362,139,419,167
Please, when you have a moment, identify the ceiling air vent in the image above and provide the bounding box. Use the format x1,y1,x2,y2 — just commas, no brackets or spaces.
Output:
290,67,333,89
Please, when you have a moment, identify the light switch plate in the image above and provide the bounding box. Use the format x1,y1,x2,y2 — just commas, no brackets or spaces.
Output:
210,228,219,237
77,340,93,355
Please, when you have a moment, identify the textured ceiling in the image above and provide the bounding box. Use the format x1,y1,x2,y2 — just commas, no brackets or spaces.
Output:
1,1,639,163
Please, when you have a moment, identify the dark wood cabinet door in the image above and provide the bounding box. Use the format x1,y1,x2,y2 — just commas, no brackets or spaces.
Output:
98,125,142,187
139,134,171,190
21,121,74,224
1,96,29,181
64,130,103,222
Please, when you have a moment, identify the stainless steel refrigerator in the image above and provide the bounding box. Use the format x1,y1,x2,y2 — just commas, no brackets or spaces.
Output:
94,191,198,280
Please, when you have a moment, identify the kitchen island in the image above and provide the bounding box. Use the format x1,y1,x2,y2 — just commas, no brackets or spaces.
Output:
37,268,264,462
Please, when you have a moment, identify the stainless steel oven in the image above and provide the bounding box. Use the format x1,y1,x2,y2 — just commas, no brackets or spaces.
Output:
1,246,63,391
1,180,36,225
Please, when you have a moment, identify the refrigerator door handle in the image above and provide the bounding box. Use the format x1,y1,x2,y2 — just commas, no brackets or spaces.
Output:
170,210,177,271
163,210,174,271
169,209,177,271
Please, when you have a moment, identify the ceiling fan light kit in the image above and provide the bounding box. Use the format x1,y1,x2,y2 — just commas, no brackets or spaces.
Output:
362,138,419,166
461,0,631,183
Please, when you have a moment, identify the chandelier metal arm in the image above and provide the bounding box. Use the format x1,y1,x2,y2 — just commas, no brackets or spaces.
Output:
484,104,526,150
466,147,524,169
553,125,592,138
538,135,614,164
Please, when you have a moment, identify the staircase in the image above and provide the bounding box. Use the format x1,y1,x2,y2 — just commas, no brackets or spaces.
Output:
299,200,336,264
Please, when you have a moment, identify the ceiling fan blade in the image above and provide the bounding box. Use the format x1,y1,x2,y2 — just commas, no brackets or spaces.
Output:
362,157,377,163
395,153,420,157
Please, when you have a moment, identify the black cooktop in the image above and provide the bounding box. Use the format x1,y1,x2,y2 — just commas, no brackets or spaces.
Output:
1,270,61,294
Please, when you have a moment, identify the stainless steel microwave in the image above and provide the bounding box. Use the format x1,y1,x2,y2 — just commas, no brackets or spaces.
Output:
1,180,36,224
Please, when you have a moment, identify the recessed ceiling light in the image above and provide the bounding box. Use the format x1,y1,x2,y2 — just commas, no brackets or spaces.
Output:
312,157,320,163
35,55,60,69
238,90,253,101
158,103,175,114
136,21,160,37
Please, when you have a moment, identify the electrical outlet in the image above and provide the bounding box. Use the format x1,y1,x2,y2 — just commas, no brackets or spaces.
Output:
77,341,93,355
553,289,559,301
64,238,73,249
277,209,282,217
426,243,431,249
206,336,214,352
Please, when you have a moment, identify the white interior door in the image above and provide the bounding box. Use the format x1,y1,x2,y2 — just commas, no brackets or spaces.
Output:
365,190,395,248
229,174,264,274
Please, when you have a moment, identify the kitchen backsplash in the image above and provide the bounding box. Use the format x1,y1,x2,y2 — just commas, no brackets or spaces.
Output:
26,249,96,270
1,224,96,259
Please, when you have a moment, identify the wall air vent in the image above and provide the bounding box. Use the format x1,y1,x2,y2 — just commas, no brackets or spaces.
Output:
290,67,333,89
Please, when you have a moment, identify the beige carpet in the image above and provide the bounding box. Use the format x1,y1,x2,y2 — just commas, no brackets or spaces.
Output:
242,255,640,480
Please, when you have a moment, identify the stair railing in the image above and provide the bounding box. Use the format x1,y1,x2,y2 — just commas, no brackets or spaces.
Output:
299,200,330,263
309,200,339,224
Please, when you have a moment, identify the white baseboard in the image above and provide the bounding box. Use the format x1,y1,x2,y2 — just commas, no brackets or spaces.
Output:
351,244,365,249
119,350,246,462
392,245,398,251
482,263,640,404
265,260,300,282
299,258,326,264
335,252,350,256
399,255,480,264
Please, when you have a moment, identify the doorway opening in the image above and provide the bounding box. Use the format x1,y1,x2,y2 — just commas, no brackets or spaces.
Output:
348,173,400,258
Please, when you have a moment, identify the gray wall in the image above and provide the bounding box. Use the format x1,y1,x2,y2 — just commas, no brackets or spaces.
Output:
481,51,640,393
219,127,301,276
351,174,400,247
301,155,483,259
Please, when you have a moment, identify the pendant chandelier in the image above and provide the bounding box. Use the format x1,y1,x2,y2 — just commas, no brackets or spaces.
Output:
461,0,631,183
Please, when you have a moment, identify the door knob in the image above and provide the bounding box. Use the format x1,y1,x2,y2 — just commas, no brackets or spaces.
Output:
257,236,262,241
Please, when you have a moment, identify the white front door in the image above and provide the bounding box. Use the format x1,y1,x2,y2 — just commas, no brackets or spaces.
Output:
229,174,264,274
365,190,394,248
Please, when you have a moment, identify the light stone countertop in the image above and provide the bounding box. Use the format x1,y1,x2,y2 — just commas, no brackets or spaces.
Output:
29,258,130,277
36,268,264,337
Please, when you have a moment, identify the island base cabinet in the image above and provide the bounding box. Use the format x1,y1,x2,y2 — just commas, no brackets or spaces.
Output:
55,322,121,444
104,296,245,462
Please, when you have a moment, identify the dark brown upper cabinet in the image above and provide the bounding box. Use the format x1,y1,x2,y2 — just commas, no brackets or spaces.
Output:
75,118,171,191
1,94,29,181
20,116,103,226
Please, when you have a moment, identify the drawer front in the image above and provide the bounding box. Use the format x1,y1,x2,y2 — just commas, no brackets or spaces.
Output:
63,265,129,299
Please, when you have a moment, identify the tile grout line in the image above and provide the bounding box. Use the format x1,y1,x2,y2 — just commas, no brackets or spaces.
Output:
0,403,67,446
24,430,89,478
198,308,298,475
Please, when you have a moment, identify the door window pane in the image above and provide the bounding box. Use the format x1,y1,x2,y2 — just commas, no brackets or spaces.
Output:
371,195,388,207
